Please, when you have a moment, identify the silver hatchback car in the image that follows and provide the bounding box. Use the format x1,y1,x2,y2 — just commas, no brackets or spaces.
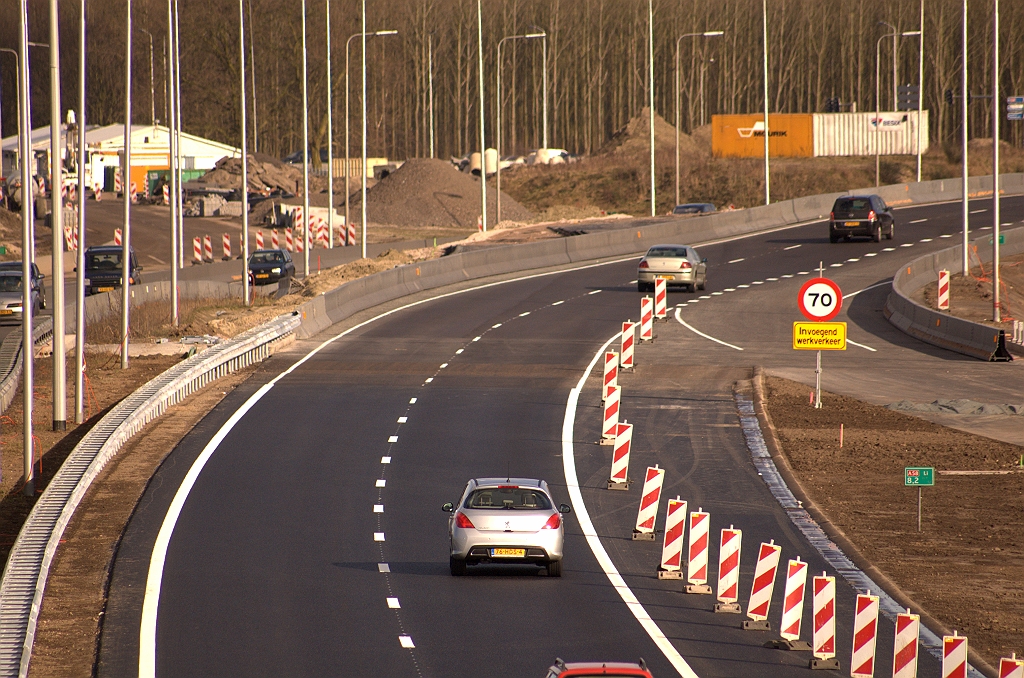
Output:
637,244,707,293
443,478,571,577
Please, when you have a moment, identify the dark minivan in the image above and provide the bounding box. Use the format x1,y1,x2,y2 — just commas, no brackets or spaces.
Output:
83,245,143,295
829,195,894,243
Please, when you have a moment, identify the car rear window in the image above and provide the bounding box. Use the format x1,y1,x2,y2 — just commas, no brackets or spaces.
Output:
835,198,871,212
86,252,122,269
464,487,552,510
251,252,284,264
0,275,23,292
646,247,688,258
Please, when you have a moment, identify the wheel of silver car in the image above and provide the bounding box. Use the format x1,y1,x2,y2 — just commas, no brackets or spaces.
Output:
697,275,706,291
873,224,882,243
450,557,467,576
886,224,894,240
546,560,562,577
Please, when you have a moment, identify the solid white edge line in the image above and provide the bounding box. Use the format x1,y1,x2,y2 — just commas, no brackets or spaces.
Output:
842,279,893,300
562,334,699,678
847,339,878,352
673,308,744,351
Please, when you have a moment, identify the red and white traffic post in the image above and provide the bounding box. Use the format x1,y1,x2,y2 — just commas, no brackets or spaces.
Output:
192,237,202,264
1000,655,1024,678
620,321,636,369
658,498,686,579
255,230,264,250
850,592,879,678
602,351,618,401
639,296,654,342
347,222,357,247
222,232,232,260
942,633,968,678
285,228,294,252
742,540,781,630
654,278,667,320
714,526,742,613
608,421,632,491
775,557,811,650
601,386,620,444
810,573,839,670
632,465,664,540
203,234,213,262
685,509,712,594
271,228,280,249
937,269,950,311
892,610,920,678
114,228,122,246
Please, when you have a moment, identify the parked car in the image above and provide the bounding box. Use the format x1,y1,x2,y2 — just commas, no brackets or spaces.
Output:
829,195,894,243
544,658,654,678
82,245,142,295
247,249,295,285
637,244,707,293
0,271,42,323
443,478,571,577
0,261,45,309
672,203,716,216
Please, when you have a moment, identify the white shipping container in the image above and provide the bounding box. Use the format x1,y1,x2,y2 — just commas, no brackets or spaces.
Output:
812,111,929,157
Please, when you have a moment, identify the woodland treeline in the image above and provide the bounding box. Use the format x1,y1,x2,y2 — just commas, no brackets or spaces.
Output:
1,0,1023,164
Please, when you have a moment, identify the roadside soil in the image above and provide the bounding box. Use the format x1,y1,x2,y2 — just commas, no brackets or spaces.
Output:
764,375,1024,667
918,251,1024,332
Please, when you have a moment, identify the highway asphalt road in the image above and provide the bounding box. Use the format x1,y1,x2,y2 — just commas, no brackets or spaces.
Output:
95,196,1022,677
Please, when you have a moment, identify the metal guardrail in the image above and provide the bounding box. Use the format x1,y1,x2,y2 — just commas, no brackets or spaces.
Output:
0,319,55,416
0,312,300,678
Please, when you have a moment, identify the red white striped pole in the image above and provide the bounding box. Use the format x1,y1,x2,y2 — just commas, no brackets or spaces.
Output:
743,540,781,630
937,269,950,311
192,237,202,264
601,386,620,442
632,465,664,540
256,230,264,250
658,497,686,579
654,278,667,320
602,351,618,401
685,509,712,594
608,421,632,490
114,228,122,246
714,526,742,613
271,228,280,249
222,232,232,260
203,235,213,261
640,296,654,342
620,321,636,369
347,222,356,247
292,206,302,232
892,610,920,678
850,592,880,678
778,557,810,649
129,181,138,204
296,225,305,252
285,228,294,252
942,633,968,678
999,655,1024,678
810,573,839,669
162,183,169,205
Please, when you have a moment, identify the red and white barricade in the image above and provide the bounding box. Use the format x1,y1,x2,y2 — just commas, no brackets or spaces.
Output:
66,184,76,204
938,269,950,311
654,278,667,319
94,186,103,201
714,527,742,612
291,206,303,232
779,557,809,646
114,228,122,246
63,224,77,251
271,229,280,249
608,421,632,490
222,232,232,259
892,611,920,678
602,351,618,401
129,181,138,204
686,509,711,594
632,465,664,540
347,222,356,246
193,237,202,264
942,634,968,678
811,574,838,668
743,540,781,629
162,184,170,205
620,321,636,369
255,230,264,250
114,173,122,194
317,218,328,247
203,234,213,261
999,656,1024,678
639,296,654,342
285,228,294,252
601,386,620,441
851,593,879,678
658,498,686,578
296,227,305,252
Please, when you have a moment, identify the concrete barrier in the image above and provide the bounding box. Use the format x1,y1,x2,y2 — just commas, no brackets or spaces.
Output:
885,226,1024,361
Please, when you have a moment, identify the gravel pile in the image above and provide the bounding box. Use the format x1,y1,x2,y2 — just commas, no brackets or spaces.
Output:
354,158,534,228
598,106,702,159
198,153,304,193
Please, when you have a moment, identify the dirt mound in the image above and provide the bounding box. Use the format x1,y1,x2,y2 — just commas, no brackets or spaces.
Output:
198,155,303,193
353,157,534,228
598,107,702,160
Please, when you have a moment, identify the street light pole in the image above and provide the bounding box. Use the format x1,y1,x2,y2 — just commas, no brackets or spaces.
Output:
18,0,34,494
762,0,770,205
992,0,1000,323
675,31,723,207
74,0,86,424
247,0,258,154
0,50,22,173
961,0,969,278
496,32,544,223
428,34,434,158
476,0,487,232
875,31,896,187
140,28,155,125
326,0,333,249
239,0,249,304
301,0,310,276
49,0,67,430
916,0,924,182
167,0,178,325
173,0,183,268
648,0,656,216
121,0,132,370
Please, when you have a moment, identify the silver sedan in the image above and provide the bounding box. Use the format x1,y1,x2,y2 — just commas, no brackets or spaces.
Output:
637,244,707,293
443,478,571,577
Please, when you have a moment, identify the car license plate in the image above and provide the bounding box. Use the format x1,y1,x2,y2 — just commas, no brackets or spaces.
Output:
0,310,11,315
98,286,114,292
256,273,270,279
491,548,525,557
844,221,859,227
655,275,673,280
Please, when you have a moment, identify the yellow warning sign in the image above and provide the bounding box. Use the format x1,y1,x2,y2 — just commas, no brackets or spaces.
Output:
793,322,847,350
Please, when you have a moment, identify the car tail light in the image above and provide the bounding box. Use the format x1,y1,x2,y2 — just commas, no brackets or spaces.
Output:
541,513,561,530
679,261,692,270
829,211,835,221
638,260,649,269
868,210,877,222
455,512,475,529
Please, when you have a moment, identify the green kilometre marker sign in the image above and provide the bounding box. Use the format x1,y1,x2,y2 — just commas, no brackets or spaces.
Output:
905,467,934,531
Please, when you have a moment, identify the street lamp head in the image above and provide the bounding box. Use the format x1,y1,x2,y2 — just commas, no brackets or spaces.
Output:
524,32,546,39
901,30,921,36
703,31,724,37
374,29,398,36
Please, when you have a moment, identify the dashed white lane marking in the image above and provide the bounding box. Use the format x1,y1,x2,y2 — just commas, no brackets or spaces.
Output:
830,263,843,268
562,335,701,678
728,258,745,264
766,277,779,281
455,348,464,354
712,291,723,296
409,398,417,404
689,299,699,303
864,253,878,257
798,271,810,275
378,563,390,573
376,479,387,488
397,417,407,423
552,300,565,306
381,456,391,464
847,339,878,352
491,323,502,328
980,226,992,230
846,259,859,263
674,308,744,351
629,280,638,284
588,289,603,295
900,243,914,247
374,532,385,542
387,597,401,609
783,244,802,250
519,311,531,316
939,234,952,238
883,247,896,252
399,636,415,649
439,363,448,369
724,288,736,292
1003,222,1013,226
374,505,384,513
738,284,750,288
781,274,794,278
910,218,928,223
753,280,764,284
970,208,987,214
700,295,711,299
388,436,398,443
424,377,433,383
843,280,893,299
919,238,932,243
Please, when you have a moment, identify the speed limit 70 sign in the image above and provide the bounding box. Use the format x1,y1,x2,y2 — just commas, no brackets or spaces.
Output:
798,277,843,321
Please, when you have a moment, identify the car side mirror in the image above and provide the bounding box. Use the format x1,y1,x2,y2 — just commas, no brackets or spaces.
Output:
137,265,144,271
558,504,572,514
72,267,76,272
39,273,45,279
702,258,708,263
442,502,454,513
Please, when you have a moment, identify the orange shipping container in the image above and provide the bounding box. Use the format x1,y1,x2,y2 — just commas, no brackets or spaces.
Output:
712,114,814,158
